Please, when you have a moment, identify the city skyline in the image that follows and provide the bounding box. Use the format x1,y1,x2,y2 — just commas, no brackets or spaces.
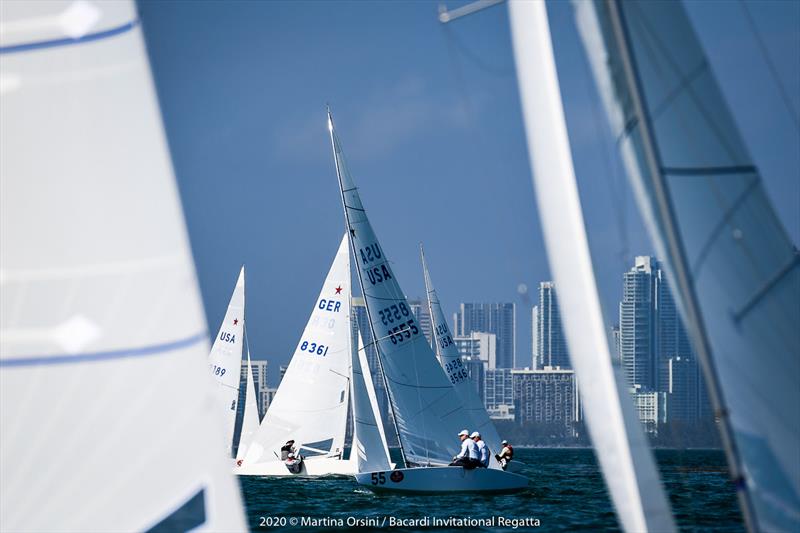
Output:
138,2,799,374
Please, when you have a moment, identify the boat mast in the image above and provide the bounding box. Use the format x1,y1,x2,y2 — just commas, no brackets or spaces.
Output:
326,108,408,467
601,1,757,530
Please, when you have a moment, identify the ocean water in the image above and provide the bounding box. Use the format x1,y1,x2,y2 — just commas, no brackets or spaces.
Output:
239,448,744,532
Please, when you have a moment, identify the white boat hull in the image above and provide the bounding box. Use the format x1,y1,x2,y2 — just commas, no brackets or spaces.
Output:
505,460,524,473
355,466,528,493
236,457,355,477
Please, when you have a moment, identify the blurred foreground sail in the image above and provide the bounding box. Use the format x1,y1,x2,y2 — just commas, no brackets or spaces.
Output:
0,1,245,531
574,1,800,530
507,1,674,531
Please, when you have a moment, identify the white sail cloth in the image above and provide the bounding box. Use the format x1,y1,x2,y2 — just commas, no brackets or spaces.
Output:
208,267,245,456
243,236,352,465
329,111,475,467
421,246,503,464
574,1,799,530
508,1,675,531
350,331,392,472
236,350,260,463
0,1,245,530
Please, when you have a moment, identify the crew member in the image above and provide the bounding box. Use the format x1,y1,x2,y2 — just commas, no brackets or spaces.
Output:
449,429,481,469
280,440,297,460
495,439,514,470
471,431,490,468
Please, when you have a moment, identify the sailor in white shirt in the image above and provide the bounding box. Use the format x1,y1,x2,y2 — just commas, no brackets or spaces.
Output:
448,429,481,469
471,431,490,468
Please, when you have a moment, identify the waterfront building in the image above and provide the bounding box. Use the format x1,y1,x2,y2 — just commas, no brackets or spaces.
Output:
453,303,516,369
535,282,570,369
484,368,514,419
512,367,580,436
454,331,497,369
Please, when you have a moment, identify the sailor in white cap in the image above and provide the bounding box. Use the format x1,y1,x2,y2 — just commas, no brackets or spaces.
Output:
471,431,490,468
448,429,481,469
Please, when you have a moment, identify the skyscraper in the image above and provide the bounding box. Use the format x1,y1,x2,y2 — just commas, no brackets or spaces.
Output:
453,332,497,369
531,306,538,369
536,282,570,369
513,367,580,436
453,303,516,369
619,256,708,422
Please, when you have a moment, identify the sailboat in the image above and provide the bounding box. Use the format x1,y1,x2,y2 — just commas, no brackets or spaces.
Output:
237,236,359,476
208,266,246,458
420,244,516,472
0,0,245,530
328,109,528,492
570,2,800,531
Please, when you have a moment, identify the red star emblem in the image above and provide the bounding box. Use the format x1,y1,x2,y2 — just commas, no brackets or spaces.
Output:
335,286,342,294
233,318,238,325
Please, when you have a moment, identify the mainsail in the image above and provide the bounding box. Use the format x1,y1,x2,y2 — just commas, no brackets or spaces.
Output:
574,1,800,530
328,109,475,467
208,266,246,456
243,236,352,464
507,1,675,531
0,1,245,530
420,245,503,456
350,330,392,472
236,347,260,463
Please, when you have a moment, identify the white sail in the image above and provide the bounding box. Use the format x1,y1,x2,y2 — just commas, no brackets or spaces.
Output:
350,330,392,472
420,245,503,458
328,110,476,467
208,266,245,456
0,1,245,530
507,1,675,531
242,236,352,466
236,348,260,463
574,1,799,530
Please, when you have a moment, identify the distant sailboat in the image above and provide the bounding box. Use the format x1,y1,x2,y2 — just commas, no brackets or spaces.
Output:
420,244,511,471
0,0,245,530
208,266,246,458
328,109,528,492
572,1,800,530
238,236,357,476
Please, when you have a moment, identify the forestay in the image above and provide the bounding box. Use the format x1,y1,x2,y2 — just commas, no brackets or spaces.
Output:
208,266,245,456
350,331,392,472
243,236,352,465
421,245,503,462
574,1,799,530
328,111,474,467
0,1,245,530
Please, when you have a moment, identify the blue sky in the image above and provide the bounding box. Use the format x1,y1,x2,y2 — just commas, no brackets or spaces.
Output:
138,0,799,382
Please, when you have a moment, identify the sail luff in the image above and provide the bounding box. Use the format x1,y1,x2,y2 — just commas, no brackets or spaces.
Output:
236,343,260,463
586,2,757,530
507,1,675,531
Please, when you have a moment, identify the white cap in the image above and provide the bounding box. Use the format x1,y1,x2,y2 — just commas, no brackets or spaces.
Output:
470,431,481,438
502,440,508,445
458,429,469,437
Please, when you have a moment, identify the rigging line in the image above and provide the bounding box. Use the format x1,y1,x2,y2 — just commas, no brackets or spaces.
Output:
738,0,800,132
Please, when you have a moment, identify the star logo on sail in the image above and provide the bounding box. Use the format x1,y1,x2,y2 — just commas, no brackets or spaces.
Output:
233,319,238,325
335,286,342,294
